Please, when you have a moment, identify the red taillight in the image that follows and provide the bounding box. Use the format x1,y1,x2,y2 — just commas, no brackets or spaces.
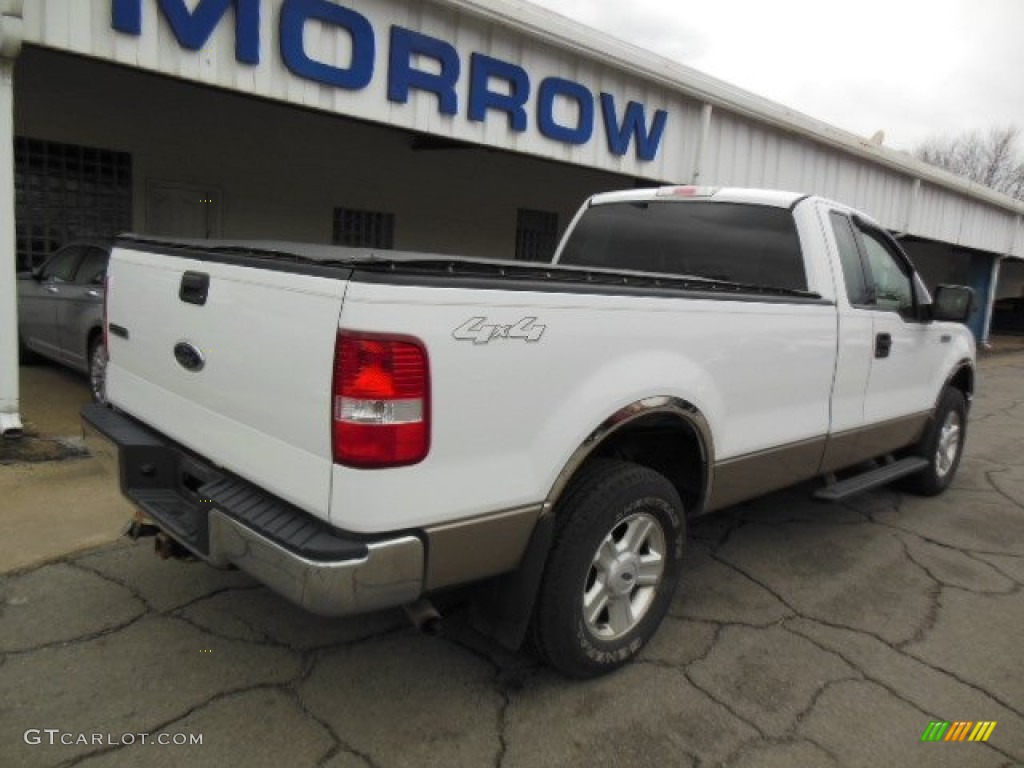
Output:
332,332,430,468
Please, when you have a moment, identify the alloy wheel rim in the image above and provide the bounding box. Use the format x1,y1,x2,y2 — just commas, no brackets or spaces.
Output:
582,511,666,641
934,410,961,479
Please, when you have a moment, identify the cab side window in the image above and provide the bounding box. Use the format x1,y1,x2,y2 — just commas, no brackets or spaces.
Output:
857,228,915,313
76,247,109,285
41,246,83,282
829,212,871,305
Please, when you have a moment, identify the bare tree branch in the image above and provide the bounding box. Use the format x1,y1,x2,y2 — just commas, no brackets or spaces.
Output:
914,126,1024,201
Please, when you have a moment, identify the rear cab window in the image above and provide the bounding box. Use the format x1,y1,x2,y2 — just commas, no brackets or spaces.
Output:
557,201,807,291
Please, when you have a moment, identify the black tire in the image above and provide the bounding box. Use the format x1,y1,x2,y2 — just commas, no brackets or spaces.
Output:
900,387,967,496
88,336,108,404
529,459,686,678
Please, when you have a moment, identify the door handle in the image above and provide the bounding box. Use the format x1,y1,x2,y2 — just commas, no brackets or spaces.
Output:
179,271,210,306
875,333,892,358
46,285,59,294
87,289,102,298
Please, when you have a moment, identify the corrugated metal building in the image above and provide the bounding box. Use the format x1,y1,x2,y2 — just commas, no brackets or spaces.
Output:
2,0,1022,433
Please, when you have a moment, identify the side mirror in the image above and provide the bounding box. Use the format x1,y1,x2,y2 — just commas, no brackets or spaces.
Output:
30,267,43,281
931,285,973,323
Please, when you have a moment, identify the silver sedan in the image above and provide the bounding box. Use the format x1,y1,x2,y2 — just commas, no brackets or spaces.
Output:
17,241,110,402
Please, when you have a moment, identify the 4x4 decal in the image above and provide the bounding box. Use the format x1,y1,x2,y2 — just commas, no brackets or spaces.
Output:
453,317,546,344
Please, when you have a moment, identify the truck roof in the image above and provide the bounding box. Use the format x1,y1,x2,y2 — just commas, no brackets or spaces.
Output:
589,186,807,208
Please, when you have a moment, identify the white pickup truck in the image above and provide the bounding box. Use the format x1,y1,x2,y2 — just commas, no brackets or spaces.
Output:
82,186,975,677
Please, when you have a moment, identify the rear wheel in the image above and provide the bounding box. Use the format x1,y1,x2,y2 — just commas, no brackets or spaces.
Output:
88,337,108,404
900,387,966,496
18,335,41,364
530,459,686,678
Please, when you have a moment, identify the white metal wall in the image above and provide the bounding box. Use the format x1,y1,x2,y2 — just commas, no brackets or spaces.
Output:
19,0,1024,259
702,110,918,231
15,47,625,259
21,0,701,182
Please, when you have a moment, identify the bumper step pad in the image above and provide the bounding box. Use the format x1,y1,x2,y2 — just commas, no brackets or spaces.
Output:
82,403,369,561
200,477,368,561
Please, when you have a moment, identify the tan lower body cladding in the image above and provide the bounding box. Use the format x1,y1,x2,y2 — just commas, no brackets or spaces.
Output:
706,412,930,512
423,504,542,590
421,412,930,588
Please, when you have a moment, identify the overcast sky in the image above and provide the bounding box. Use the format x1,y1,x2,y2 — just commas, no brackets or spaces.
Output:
527,0,1024,152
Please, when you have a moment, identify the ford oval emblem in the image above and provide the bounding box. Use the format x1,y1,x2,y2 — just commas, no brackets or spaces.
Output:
173,342,205,372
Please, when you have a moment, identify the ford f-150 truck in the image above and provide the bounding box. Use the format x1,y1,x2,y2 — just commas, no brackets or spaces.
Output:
82,186,975,677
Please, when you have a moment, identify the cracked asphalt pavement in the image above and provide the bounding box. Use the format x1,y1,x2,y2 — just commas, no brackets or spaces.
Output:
2,354,1023,768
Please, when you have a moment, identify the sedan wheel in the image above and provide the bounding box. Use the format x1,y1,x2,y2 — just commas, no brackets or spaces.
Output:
89,341,108,403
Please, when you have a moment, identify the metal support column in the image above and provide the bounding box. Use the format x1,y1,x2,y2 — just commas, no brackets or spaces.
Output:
690,103,713,185
966,251,998,346
0,2,24,436
982,258,1001,345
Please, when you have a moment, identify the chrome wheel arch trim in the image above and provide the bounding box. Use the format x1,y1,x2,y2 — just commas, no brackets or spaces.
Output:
543,396,714,515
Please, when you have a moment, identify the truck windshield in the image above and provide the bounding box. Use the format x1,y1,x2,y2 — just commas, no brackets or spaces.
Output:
559,201,807,291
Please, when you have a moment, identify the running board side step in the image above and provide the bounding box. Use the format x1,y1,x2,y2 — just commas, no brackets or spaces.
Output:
813,457,930,502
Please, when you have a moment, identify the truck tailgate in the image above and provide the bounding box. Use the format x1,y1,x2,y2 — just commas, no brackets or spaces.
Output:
104,244,347,520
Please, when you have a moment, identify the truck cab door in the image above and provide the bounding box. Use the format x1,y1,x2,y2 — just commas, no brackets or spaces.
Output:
820,209,942,471
852,224,942,425
822,209,873,439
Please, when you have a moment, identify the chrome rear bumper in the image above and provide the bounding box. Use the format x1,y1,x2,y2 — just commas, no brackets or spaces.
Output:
207,510,423,615
81,403,425,616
